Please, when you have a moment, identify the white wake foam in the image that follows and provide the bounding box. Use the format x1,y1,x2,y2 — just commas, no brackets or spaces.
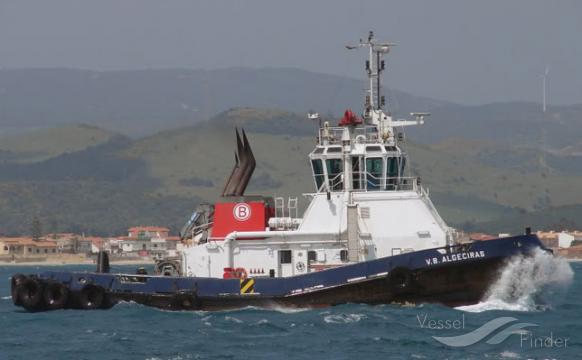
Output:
323,313,365,324
458,248,573,312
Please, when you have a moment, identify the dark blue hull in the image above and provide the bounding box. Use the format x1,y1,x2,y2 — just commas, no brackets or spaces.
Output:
10,235,547,311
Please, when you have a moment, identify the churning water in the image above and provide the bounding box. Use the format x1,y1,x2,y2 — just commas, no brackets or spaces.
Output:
1,258,580,360
458,248,574,313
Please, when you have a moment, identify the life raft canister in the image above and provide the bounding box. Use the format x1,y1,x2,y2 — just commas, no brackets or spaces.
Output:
223,267,236,279
234,267,248,279
223,267,248,279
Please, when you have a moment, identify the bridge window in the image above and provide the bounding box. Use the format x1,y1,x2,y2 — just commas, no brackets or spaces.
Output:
399,157,407,177
366,157,383,190
311,159,325,191
326,159,343,191
366,145,382,152
386,157,399,190
326,147,342,154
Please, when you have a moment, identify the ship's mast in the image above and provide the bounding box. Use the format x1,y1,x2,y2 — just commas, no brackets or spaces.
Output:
347,31,395,123
347,31,428,140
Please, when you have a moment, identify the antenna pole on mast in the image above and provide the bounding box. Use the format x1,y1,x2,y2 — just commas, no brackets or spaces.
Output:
346,31,395,123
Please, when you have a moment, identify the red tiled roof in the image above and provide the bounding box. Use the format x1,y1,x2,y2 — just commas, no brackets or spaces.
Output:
469,233,497,241
45,233,77,238
128,226,170,233
0,237,57,247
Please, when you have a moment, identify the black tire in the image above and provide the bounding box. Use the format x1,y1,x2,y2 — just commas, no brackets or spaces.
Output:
17,278,44,311
388,267,413,293
43,282,70,310
100,293,117,310
172,292,198,310
10,274,27,306
78,285,105,310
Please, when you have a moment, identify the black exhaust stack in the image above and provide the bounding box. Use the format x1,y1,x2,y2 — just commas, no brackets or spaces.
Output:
221,128,256,197
96,250,110,273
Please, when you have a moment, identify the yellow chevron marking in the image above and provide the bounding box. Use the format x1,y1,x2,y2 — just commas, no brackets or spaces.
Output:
240,278,255,294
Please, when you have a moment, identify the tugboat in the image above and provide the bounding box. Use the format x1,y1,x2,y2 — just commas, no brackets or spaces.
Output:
11,32,547,312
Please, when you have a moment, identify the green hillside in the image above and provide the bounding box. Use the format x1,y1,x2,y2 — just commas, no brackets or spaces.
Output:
0,124,118,163
124,108,582,228
1,107,582,236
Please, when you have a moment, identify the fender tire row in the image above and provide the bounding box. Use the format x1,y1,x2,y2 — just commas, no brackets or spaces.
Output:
10,274,116,311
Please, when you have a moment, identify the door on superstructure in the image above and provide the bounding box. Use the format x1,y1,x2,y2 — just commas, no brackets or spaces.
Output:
278,250,293,277
294,250,307,276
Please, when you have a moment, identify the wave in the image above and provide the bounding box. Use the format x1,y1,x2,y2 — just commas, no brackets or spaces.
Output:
323,313,365,324
458,248,573,313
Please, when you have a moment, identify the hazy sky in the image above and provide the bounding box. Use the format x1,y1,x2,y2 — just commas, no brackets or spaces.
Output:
0,0,580,105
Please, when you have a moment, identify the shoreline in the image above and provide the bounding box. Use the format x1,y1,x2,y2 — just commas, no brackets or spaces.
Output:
0,260,154,267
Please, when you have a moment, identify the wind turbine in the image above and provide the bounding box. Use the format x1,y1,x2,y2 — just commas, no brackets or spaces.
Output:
543,65,549,113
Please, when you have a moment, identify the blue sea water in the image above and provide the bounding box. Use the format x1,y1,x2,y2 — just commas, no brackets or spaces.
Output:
1,259,580,360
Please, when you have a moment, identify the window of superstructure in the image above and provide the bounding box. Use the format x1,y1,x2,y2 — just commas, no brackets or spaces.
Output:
326,159,343,191
326,147,342,154
366,146,382,152
366,157,383,190
307,250,317,263
386,157,399,190
340,250,348,262
399,157,407,177
279,250,292,264
311,159,325,191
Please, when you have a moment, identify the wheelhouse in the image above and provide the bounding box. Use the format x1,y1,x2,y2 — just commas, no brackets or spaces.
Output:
309,125,410,193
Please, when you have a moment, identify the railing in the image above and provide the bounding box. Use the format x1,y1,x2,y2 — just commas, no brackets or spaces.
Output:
318,126,379,145
314,172,420,193
355,173,420,192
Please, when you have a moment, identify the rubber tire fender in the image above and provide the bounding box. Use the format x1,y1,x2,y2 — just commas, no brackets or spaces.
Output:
10,274,27,306
172,292,199,310
17,277,44,311
387,267,413,293
78,285,105,310
43,282,70,310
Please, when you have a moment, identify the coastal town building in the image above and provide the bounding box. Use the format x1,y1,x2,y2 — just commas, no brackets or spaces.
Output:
0,237,58,260
5,227,581,264
128,226,170,239
0,225,182,263
536,231,576,249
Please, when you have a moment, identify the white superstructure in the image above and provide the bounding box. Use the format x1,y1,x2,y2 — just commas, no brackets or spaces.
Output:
181,32,453,279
